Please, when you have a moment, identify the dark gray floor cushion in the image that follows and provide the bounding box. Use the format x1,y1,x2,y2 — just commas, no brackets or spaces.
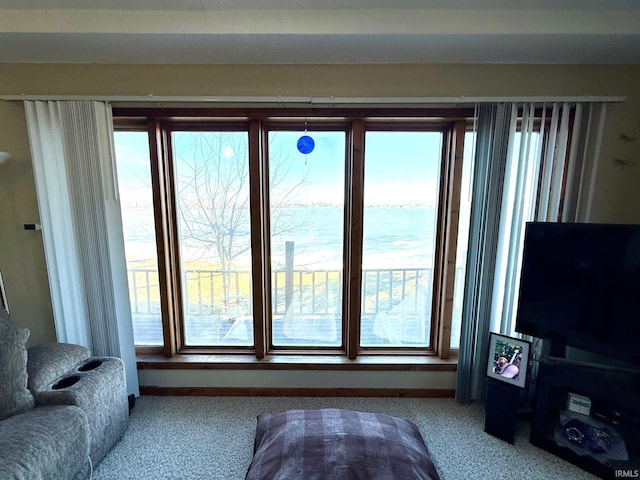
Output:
246,408,441,480
0,405,91,479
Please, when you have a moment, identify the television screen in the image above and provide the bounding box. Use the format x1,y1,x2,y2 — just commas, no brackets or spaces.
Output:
515,222,640,365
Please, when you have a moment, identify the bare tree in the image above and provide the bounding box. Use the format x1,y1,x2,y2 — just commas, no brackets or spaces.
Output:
176,132,251,270
174,131,308,304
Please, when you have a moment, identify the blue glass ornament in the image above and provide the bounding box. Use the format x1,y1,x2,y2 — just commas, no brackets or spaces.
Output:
297,135,315,154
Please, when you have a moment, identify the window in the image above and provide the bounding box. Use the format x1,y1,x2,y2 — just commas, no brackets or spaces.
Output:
173,130,254,347
449,132,476,349
360,131,442,347
113,109,472,360
268,130,346,347
114,130,163,346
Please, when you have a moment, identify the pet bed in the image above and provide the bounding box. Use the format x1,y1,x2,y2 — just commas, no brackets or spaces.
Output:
245,408,440,480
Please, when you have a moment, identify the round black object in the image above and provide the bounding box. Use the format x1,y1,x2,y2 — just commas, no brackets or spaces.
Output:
52,375,81,390
78,359,103,372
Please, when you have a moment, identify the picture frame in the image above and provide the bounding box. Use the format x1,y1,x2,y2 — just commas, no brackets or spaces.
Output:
486,332,530,389
0,272,9,313
0,270,8,313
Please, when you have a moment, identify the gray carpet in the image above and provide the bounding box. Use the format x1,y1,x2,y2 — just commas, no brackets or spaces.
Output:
92,396,596,479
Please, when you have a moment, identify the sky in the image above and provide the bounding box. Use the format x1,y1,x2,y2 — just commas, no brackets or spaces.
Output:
114,129,444,209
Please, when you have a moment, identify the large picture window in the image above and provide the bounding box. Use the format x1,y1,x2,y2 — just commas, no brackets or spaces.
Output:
113,108,472,360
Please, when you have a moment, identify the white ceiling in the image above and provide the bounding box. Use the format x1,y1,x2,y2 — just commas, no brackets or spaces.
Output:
1,0,640,64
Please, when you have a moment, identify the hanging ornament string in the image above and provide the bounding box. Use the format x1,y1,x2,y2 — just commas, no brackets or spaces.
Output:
297,121,315,164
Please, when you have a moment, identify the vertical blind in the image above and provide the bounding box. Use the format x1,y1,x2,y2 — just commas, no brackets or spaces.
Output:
456,102,608,404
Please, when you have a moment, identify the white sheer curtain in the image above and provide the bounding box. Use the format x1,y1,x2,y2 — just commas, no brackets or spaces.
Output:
456,102,608,404
25,100,139,396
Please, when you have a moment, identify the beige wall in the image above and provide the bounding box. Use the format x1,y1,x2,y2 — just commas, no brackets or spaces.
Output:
0,99,56,345
138,369,457,391
1,63,639,389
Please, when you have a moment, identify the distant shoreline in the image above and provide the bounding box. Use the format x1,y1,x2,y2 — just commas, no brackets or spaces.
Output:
122,205,438,269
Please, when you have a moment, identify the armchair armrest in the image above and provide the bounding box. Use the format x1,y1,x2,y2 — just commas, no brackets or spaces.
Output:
27,343,91,394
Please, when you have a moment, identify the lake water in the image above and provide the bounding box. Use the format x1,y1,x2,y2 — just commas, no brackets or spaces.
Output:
122,205,465,347
121,206,437,270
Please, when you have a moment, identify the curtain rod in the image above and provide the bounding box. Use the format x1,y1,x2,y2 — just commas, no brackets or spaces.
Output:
0,94,627,105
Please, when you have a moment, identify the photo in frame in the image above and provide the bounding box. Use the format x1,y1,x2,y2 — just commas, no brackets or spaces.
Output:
486,332,530,389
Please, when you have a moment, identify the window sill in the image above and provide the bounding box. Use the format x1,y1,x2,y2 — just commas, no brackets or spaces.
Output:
137,353,457,372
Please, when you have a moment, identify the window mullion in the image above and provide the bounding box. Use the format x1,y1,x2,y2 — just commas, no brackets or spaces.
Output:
148,120,183,356
434,121,466,358
344,120,365,360
249,119,269,359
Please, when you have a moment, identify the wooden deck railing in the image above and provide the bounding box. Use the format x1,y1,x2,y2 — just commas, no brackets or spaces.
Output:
126,266,465,317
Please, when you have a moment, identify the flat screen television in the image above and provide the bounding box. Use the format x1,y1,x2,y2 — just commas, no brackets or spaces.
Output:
515,222,640,366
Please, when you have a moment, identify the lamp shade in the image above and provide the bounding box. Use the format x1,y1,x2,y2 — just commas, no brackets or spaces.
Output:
0,151,9,164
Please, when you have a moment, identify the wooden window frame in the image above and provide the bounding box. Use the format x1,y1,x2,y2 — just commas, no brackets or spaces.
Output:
113,107,471,361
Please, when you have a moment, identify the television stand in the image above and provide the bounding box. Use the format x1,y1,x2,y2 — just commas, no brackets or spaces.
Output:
484,378,521,444
531,357,640,479
545,355,640,375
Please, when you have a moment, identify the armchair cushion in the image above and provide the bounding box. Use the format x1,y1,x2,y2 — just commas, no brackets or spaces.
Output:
27,343,91,394
0,405,90,480
0,306,35,420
